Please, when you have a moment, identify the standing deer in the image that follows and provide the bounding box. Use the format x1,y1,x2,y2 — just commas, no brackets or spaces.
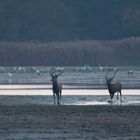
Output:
105,70,122,102
49,70,63,105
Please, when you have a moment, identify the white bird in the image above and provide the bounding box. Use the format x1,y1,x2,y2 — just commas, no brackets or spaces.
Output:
18,66,25,72
99,65,105,72
31,67,36,71
114,67,119,72
56,67,64,71
36,69,41,76
0,67,5,72
8,72,13,77
127,70,135,74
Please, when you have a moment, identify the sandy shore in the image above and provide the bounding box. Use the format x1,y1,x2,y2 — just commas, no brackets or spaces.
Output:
0,105,140,140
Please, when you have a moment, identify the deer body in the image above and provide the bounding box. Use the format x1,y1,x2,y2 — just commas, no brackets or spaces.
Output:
105,69,122,102
106,80,122,101
49,70,63,105
52,80,62,104
52,81,62,95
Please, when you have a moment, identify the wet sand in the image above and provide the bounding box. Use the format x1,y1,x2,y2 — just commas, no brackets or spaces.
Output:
0,104,140,140
0,90,140,140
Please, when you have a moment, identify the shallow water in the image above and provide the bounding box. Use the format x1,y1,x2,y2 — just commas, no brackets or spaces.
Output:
0,94,140,106
0,88,140,95
0,85,140,105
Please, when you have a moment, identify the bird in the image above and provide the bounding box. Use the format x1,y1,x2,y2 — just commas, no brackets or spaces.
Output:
8,72,13,77
127,70,135,74
36,69,41,76
99,65,105,72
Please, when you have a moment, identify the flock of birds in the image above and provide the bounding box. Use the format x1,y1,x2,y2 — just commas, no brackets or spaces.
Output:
74,65,135,75
0,66,65,78
0,65,136,79
99,65,136,76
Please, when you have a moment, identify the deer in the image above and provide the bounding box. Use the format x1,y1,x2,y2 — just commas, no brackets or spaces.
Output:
49,69,63,105
105,69,122,103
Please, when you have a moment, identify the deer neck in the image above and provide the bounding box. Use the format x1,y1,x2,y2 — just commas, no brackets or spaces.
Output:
107,82,112,89
53,80,58,87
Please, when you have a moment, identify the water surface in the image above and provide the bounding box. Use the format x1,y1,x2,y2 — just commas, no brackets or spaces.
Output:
0,85,140,106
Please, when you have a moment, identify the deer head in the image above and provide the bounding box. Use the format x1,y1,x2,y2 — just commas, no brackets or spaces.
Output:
49,69,63,83
105,68,118,84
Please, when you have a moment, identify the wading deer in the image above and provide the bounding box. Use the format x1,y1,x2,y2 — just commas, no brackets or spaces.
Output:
105,70,122,102
49,70,63,105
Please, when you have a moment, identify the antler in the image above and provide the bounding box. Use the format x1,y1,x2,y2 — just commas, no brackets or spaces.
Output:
105,67,119,80
111,68,119,79
105,71,109,80
49,68,56,77
49,68,63,77
56,70,63,77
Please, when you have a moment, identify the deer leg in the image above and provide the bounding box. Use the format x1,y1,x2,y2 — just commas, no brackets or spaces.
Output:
53,93,56,104
110,94,114,102
60,91,62,103
120,91,122,102
117,92,119,100
57,94,60,105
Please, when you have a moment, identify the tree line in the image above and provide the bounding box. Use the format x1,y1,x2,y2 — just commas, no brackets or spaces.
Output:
0,37,139,66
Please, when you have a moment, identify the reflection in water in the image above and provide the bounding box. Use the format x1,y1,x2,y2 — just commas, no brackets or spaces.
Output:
0,88,140,95
0,94,140,106
0,85,140,105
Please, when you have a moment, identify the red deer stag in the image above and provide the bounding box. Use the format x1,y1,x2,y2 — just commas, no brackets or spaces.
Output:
105,70,122,102
49,70,63,105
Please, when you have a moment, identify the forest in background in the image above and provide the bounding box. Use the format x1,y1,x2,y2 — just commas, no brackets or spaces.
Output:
0,37,139,66
0,0,140,66
0,0,140,42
